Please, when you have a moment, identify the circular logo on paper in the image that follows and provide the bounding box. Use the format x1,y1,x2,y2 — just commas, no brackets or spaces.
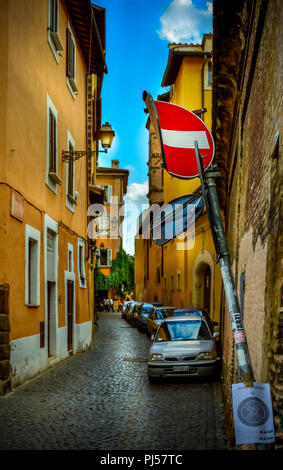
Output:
238,397,269,427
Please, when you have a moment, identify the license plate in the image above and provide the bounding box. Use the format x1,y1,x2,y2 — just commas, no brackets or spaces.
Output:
173,366,190,372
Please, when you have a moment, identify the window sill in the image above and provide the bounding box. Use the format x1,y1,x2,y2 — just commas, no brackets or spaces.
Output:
67,193,77,205
49,171,62,184
68,77,78,93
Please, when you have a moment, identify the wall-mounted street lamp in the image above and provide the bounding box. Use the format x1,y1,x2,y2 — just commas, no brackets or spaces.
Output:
62,122,115,162
98,122,115,152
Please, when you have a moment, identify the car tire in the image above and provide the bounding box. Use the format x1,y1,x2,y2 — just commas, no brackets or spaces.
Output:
148,375,161,384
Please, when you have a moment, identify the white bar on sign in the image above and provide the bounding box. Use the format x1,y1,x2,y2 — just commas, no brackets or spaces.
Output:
161,129,210,149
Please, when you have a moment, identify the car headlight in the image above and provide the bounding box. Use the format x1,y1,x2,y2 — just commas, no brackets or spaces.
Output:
197,351,217,360
151,354,163,361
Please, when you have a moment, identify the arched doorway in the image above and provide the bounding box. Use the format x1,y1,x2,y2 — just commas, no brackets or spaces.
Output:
193,250,214,315
195,263,211,313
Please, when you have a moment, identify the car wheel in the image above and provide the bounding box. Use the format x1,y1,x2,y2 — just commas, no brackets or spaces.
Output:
148,375,161,384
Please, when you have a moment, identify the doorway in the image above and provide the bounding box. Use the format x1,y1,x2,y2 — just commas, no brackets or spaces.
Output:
47,281,56,357
195,262,212,313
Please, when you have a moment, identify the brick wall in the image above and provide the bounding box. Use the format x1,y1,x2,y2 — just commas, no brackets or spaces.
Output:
213,0,283,448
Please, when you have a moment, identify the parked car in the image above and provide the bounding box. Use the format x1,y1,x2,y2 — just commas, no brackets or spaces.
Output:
172,308,218,332
131,302,143,327
121,301,133,319
136,303,155,332
147,315,220,383
146,306,175,338
125,301,138,323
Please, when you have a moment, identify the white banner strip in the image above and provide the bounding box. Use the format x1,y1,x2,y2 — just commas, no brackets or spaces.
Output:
161,129,210,149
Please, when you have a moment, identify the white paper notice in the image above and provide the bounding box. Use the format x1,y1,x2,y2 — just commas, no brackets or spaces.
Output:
232,382,275,445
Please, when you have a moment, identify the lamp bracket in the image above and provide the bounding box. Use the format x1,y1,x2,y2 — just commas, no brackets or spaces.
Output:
62,149,108,162
62,150,95,162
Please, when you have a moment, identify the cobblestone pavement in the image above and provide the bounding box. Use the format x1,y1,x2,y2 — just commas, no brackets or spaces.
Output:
0,311,227,450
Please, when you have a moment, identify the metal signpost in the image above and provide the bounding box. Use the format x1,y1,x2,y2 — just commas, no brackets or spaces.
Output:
143,91,268,449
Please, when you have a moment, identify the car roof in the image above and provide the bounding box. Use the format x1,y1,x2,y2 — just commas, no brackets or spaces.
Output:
164,315,206,322
154,306,175,309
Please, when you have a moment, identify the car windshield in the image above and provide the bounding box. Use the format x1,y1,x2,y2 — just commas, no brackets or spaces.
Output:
142,305,153,313
155,320,211,342
173,310,202,316
155,308,174,319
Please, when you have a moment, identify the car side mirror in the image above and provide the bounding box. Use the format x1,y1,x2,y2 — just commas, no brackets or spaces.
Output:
213,332,220,338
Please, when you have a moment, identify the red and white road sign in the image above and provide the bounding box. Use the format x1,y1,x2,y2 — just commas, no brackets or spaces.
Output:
143,91,215,179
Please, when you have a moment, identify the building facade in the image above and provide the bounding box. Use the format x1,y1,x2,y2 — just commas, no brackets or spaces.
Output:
94,160,129,299
135,35,223,331
213,0,283,448
0,0,107,391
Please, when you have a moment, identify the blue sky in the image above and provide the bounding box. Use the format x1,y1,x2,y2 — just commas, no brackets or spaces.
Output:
92,0,212,254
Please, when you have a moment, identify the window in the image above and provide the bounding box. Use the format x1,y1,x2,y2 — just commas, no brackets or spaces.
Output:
177,271,181,290
171,274,174,291
46,95,62,192
66,132,76,211
68,243,73,272
78,239,86,288
48,0,63,62
156,266,161,285
97,248,112,267
207,61,212,86
25,225,41,306
66,24,78,97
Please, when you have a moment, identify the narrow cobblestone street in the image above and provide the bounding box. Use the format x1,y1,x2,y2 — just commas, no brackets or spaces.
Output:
0,311,227,450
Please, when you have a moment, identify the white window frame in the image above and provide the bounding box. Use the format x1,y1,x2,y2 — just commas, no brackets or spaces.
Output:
66,22,78,99
98,247,112,268
77,238,86,288
97,184,112,203
66,131,76,212
68,243,74,272
98,214,110,236
46,95,62,193
47,0,63,63
25,225,41,306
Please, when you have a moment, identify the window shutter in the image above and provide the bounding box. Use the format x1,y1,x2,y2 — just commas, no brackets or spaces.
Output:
47,230,55,281
67,29,72,77
107,249,112,266
70,38,75,78
53,0,58,33
96,248,100,266
49,110,56,172
93,98,102,136
107,185,112,203
68,143,74,196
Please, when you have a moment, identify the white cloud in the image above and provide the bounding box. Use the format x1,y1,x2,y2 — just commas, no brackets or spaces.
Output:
124,181,149,206
158,0,212,44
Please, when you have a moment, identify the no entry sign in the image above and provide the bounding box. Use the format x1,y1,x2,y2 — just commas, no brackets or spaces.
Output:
143,91,215,179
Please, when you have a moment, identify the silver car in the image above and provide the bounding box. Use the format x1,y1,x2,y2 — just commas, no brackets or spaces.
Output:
147,315,220,382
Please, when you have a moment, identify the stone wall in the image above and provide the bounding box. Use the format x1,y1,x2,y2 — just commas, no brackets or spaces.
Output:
213,0,283,448
0,284,11,395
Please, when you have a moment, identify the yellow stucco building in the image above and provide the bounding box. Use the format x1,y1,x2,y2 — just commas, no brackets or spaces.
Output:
135,34,222,329
0,0,107,390
94,160,129,300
